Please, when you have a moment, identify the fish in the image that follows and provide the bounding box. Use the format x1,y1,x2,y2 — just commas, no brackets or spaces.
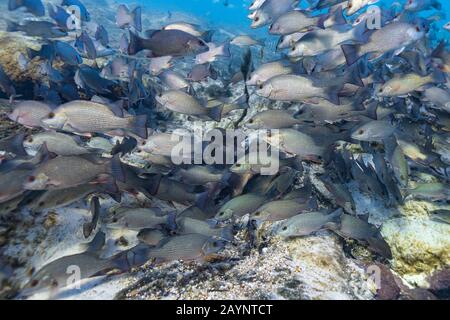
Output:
0,168,32,204
154,177,210,208
422,87,450,113
346,0,379,16
351,120,397,142
95,25,109,47
108,207,175,231
27,183,117,213
23,132,101,156
341,22,425,65
24,236,113,294
230,35,264,47
40,100,148,139
215,193,266,221
275,209,343,238
116,4,142,32
77,65,115,94
23,154,124,191
128,30,208,57
8,101,53,128
251,198,318,222
149,56,173,76
431,210,450,224
251,0,300,29
75,31,97,60
269,10,325,35
302,49,347,73
407,183,450,201
53,41,83,66
405,0,442,12
246,61,293,86
116,164,161,199
377,71,446,97
331,214,392,259
158,70,191,91
246,110,301,129
146,234,227,263
188,63,218,82
256,74,341,104
445,22,450,32
155,90,223,122
289,25,366,58
276,32,306,51
163,22,213,41
195,42,230,65
6,20,67,38
175,217,234,241
8,0,45,17
139,132,192,158
175,166,230,185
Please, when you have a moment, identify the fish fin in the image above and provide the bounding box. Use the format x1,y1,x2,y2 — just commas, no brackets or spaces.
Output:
128,31,143,55
11,133,28,156
344,66,364,87
208,104,223,122
220,225,234,242
431,69,447,84
220,171,232,186
6,20,20,32
195,191,210,210
128,114,148,139
132,6,142,32
83,196,100,238
341,44,362,66
165,212,178,231
201,30,215,43
220,42,231,58
110,154,125,183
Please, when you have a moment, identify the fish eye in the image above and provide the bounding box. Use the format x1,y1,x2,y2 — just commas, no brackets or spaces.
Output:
258,84,263,89
348,3,353,8
415,26,420,32
30,279,39,287
282,226,288,231
219,212,225,216
212,241,219,248
291,47,295,51
38,201,45,207
358,129,364,135
254,211,261,216
248,119,254,124
28,138,33,143
47,112,55,119
254,17,259,22
235,164,241,168
27,176,36,183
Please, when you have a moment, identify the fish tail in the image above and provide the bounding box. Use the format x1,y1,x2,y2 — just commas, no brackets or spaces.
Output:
220,42,231,58
166,212,178,231
324,86,341,105
208,104,223,122
344,66,364,87
317,14,327,30
132,6,142,32
341,44,362,66
127,114,148,139
367,236,393,259
141,173,163,198
220,225,235,242
195,191,211,210
110,154,125,183
8,0,24,11
128,31,143,55
6,20,20,32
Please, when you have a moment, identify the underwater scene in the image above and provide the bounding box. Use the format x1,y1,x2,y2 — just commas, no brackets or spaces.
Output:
0,0,449,301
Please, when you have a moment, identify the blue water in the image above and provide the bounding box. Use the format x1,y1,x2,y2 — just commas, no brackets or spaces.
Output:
126,0,450,41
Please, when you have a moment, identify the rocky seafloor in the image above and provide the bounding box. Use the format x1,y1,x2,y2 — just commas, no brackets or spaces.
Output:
0,1,449,300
